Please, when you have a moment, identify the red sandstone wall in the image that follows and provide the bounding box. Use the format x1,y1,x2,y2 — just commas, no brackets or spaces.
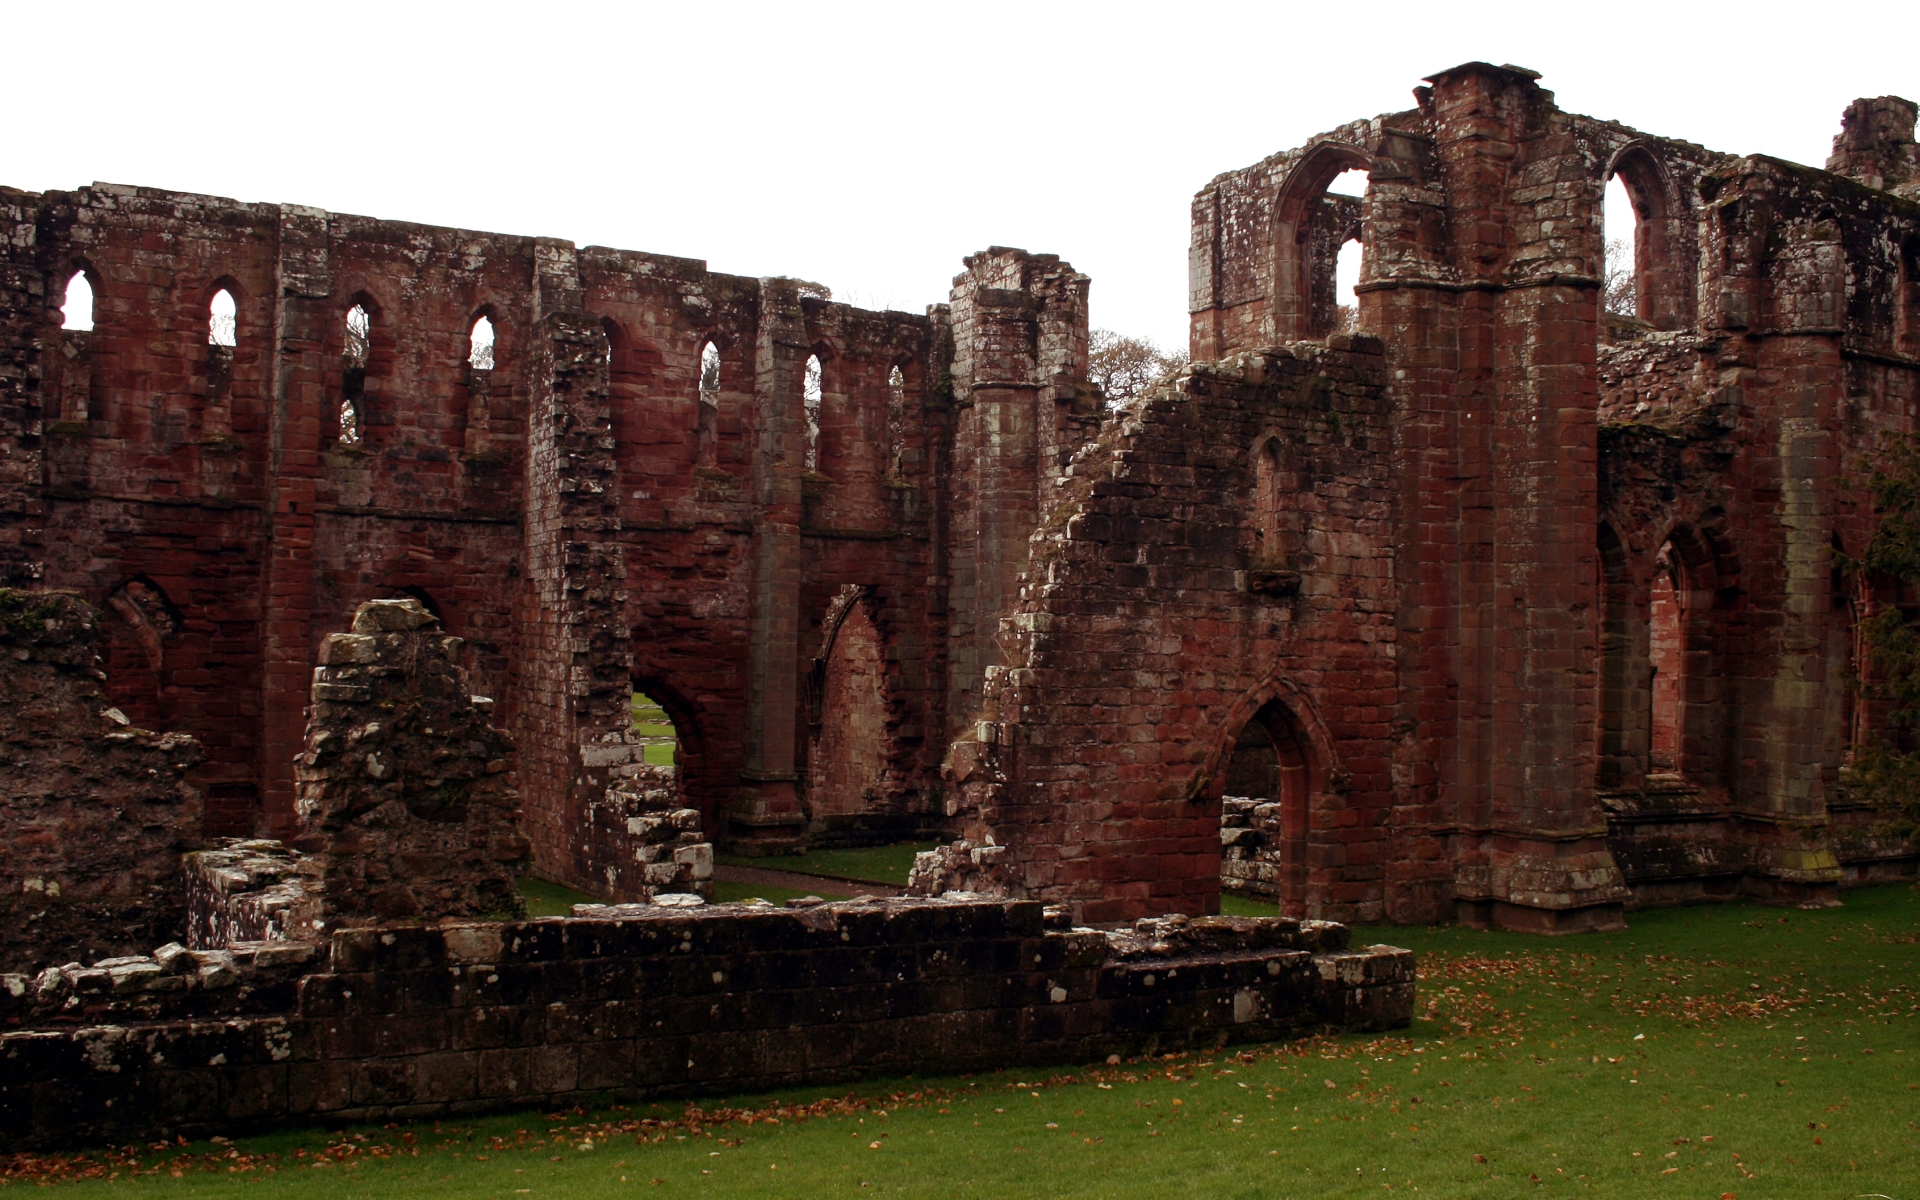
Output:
927,340,1399,924
0,185,963,884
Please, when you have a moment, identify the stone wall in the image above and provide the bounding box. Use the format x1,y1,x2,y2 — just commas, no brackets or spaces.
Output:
0,185,1014,883
1182,64,1920,927
289,597,529,927
0,897,1412,1150
915,339,1398,924
0,590,203,973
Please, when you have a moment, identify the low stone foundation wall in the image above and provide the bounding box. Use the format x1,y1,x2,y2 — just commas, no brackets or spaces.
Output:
0,897,1412,1149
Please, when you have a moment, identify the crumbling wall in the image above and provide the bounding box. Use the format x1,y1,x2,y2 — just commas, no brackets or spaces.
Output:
289,598,528,926
916,339,1398,923
0,590,202,973
0,897,1412,1149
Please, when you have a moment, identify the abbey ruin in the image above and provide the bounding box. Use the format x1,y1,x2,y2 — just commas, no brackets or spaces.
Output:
1,63,1916,1144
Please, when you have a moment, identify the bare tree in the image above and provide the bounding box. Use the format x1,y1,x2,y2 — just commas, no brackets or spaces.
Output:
1089,329,1189,405
1604,237,1637,317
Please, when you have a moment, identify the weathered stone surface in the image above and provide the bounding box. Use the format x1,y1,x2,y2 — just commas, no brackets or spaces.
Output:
289,598,529,927
0,897,1411,1149
1,65,1917,939
0,590,202,973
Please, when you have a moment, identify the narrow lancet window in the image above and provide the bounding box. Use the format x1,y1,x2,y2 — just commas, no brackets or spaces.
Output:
208,289,237,347
1604,174,1637,318
700,340,721,400
62,272,94,331
340,304,370,446
469,316,495,370
803,354,823,471
886,364,906,479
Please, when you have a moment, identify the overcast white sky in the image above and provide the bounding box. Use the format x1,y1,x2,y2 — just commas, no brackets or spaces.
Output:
7,1,1913,350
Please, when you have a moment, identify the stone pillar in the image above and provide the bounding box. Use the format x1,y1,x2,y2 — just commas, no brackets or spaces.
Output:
944,249,1091,744
1424,64,1626,932
258,204,331,836
290,598,528,926
516,302,638,890
730,278,809,850
1704,169,1846,907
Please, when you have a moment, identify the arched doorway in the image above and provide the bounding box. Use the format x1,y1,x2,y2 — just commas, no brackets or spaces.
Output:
808,598,889,822
1219,699,1312,914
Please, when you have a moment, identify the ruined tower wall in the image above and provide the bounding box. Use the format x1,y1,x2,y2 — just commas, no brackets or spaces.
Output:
1184,65,1920,926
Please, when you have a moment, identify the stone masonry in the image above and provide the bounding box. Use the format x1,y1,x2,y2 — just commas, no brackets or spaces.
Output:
0,591,202,974
285,597,529,927
0,897,1412,1149
1,65,1918,938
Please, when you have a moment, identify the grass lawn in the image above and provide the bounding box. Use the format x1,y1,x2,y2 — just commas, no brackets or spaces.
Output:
35,885,1915,1197
630,696,676,767
715,842,941,888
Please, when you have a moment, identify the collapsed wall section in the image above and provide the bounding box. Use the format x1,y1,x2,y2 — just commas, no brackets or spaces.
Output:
0,591,203,973
917,339,1398,924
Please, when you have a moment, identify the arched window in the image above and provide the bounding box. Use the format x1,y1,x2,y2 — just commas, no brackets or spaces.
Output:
1252,439,1301,564
1603,174,1638,320
696,339,721,468
1605,148,1692,331
339,303,371,446
1898,236,1920,358
886,364,906,479
468,315,495,370
208,289,237,347
1273,148,1368,340
61,271,94,331
1647,543,1684,773
1326,169,1366,335
803,353,823,471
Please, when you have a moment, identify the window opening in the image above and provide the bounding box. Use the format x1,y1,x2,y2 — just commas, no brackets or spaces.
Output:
886,364,906,479
1333,239,1362,334
339,303,370,446
1647,542,1684,773
631,690,678,767
696,340,721,468
1603,174,1638,318
61,272,94,331
469,315,495,370
208,289,237,347
1326,168,1366,335
803,353,823,471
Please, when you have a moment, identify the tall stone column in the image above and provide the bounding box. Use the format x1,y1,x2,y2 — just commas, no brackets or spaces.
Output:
1424,64,1626,932
944,249,1090,744
516,299,635,888
1703,172,1845,906
729,278,810,849
259,204,331,835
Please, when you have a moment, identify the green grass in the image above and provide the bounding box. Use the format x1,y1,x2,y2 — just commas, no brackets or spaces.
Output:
716,841,940,887
517,876,598,919
631,695,676,767
1219,892,1277,918
15,886,1920,1197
